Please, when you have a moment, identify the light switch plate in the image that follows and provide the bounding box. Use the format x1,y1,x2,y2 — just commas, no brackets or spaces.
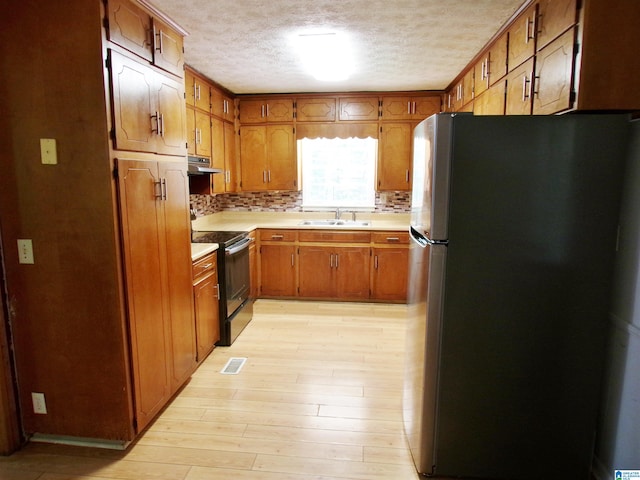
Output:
17,239,34,264
40,138,57,165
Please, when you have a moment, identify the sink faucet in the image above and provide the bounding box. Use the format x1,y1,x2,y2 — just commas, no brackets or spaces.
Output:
335,208,341,220
351,210,357,221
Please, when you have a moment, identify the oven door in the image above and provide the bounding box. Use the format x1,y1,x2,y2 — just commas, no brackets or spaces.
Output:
224,236,252,317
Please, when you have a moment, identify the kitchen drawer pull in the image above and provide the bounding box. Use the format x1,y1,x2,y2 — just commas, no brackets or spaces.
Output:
386,237,400,242
201,263,213,269
271,234,284,240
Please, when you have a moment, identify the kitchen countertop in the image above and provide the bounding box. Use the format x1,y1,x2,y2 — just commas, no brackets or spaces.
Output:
191,211,410,233
191,243,218,262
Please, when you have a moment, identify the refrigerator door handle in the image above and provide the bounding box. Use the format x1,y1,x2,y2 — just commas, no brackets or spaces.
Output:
410,226,447,248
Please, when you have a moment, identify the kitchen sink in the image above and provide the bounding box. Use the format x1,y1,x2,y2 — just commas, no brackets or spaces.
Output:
298,219,371,227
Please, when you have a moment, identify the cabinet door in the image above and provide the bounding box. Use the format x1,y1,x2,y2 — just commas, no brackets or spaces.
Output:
462,69,474,108
223,121,238,192
185,70,211,112
474,80,506,115
211,88,234,122
266,125,297,190
106,0,153,63
378,123,412,191
266,98,294,122
296,97,337,122
259,245,297,296
533,28,575,115
158,162,196,391
239,99,268,124
371,247,408,301
474,55,490,98
298,246,334,298
186,108,196,155
335,247,370,300
508,4,537,71
110,51,156,153
536,0,577,51
505,58,534,115
210,116,225,193
155,73,187,156
338,97,379,121
116,159,171,432
194,272,220,361
380,96,413,120
412,96,441,119
151,17,184,77
488,32,508,85
240,126,267,191
194,110,212,157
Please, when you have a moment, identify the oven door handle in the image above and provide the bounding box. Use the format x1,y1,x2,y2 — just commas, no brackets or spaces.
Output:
225,237,253,255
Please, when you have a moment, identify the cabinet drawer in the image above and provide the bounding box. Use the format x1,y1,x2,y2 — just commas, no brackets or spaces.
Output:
372,232,409,244
259,229,298,242
192,252,217,280
298,230,371,243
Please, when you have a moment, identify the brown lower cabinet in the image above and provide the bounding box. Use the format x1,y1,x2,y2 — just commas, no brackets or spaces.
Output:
116,158,196,432
298,246,371,300
192,252,220,362
257,229,408,303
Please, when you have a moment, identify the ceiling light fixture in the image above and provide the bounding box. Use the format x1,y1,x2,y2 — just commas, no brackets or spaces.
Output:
295,32,354,82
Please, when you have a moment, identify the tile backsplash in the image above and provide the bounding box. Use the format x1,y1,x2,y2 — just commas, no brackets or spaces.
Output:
190,191,410,216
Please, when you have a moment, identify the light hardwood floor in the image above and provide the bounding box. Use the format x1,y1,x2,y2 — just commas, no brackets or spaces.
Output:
0,299,421,480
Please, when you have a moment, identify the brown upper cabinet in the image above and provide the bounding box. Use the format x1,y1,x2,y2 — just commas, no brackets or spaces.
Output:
109,50,186,156
239,98,294,123
380,95,441,121
296,97,337,122
106,0,184,77
536,0,577,51
185,70,211,112
211,88,235,123
507,3,537,72
338,97,380,121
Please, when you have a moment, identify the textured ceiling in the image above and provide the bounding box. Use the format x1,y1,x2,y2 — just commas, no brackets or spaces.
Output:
148,0,525,94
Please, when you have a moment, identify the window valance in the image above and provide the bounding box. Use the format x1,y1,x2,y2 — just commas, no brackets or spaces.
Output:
296,123,378,140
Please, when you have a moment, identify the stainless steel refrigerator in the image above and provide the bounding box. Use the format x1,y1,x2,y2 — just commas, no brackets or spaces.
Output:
404,113,632,479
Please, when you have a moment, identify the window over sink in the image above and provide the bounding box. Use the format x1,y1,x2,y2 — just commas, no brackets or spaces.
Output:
299,136,377,209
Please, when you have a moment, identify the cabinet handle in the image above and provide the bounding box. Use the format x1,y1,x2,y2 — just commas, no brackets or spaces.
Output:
195,128,201,145
214,283,220,300
262,170,267,183
267,170,271,183
525,15,535,44
201,263,213,269
151,111,160,134
154,178,167,200
158,113,165,137
522,74,531,101
155,30,164,53
386,237,400,242
271,234,284,240
266,103,269,117
291,253,295,267
374,255,379,269
407,101,411,115
330,254,334,268
261,105,265,118
225,170,230,184
406,169,410,183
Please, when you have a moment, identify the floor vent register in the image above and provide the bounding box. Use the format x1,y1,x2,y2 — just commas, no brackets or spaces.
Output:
220,357,247,375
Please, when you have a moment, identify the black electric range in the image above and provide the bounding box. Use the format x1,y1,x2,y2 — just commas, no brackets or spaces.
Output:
192,230,253,346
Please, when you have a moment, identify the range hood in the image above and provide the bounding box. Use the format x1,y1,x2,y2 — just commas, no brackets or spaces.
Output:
187,156,223,175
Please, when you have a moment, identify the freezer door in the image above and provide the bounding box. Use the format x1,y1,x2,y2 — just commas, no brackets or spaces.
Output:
410,114,455,241
403,227,447,475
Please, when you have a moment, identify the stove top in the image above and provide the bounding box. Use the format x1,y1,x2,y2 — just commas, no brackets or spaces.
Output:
191,230,247,247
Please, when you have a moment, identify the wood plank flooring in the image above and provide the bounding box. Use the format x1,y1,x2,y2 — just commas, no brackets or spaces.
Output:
0,299,421,480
